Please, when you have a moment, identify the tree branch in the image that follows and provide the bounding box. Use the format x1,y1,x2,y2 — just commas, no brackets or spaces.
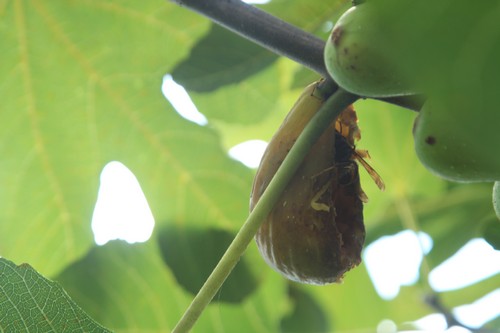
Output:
170,0,424,111
425,294,495,333
170,0,328,78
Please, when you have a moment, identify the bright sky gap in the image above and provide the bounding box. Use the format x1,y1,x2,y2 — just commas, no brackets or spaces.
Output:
162,74,208,126
91,161,155,245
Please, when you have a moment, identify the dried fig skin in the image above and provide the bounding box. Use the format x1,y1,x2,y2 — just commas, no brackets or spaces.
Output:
250,82,365,285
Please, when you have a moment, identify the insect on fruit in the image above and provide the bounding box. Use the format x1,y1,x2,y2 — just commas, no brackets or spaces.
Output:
250,80,384,285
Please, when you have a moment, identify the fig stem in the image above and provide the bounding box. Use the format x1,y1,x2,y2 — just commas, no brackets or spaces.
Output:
172,88,358,333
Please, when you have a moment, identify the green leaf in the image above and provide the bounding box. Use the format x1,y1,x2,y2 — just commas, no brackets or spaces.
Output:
440,273,500,308
485,315,500,331
290,67,321,90
365,183,493,266
268,0,352,91
482,216,500,250
188,59,306,154
264,0,349,38
189,62,289,125
0,257,110,332
354,99,444,199
305,265,430,331
171,24,278,92
157,226,259,303
439,274,500,329
55,241,187,331
55,240,287,332
0,0,232,277
280,284,329,332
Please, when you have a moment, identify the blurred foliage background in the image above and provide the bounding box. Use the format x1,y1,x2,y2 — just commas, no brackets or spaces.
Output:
0,0,498,332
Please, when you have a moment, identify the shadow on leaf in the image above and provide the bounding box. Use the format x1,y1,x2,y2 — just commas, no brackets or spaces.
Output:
280,283,330,333
157,225,259,303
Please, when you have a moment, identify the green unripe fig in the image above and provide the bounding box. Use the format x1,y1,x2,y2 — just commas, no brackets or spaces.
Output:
413,97,500,182
324,3,413,97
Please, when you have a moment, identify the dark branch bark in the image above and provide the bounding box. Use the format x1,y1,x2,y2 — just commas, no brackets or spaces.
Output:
170,0,328,78
170,0,424,111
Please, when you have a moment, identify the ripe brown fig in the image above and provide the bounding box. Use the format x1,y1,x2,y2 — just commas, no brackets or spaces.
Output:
250,81,379,285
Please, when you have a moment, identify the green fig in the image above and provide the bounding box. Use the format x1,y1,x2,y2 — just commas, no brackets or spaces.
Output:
324,3,413,97
413,96,500,182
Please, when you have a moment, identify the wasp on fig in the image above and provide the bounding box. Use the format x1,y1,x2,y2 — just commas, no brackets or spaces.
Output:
250,80,384,285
